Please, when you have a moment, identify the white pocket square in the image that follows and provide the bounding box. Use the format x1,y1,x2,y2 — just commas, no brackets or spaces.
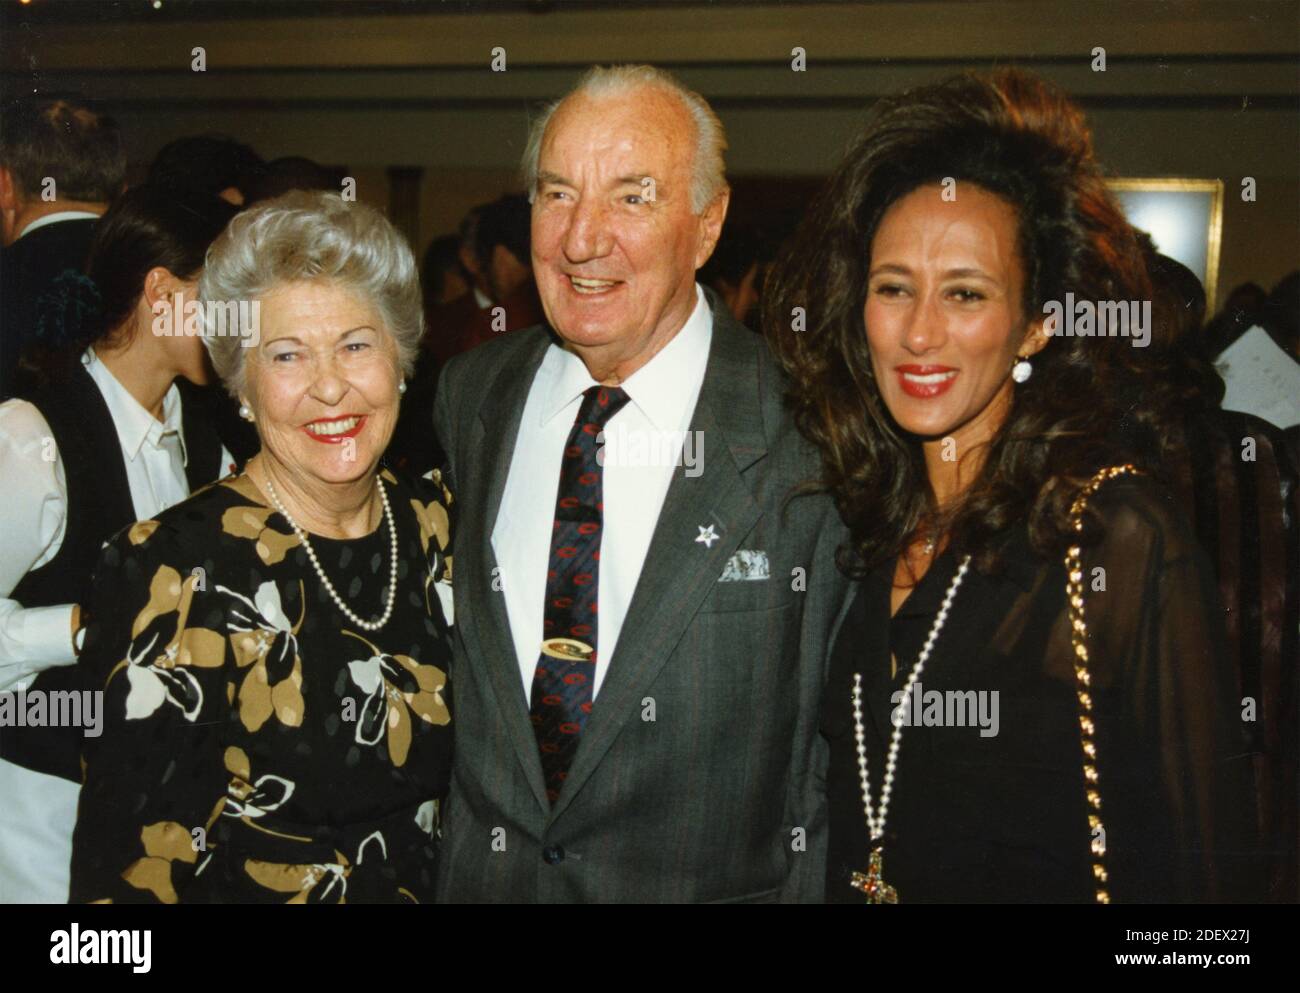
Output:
718,549,770,582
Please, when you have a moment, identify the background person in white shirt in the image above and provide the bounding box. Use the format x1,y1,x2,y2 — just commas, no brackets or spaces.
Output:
0,184,236,903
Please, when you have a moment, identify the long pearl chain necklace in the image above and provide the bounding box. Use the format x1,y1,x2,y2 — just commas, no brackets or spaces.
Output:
261,471,399,632
849,553,971,904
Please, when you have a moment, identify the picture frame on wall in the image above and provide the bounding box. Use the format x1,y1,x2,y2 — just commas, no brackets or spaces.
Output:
1106,178,1225,312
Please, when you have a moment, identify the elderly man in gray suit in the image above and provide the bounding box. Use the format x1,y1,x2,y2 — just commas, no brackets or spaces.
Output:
432,64,850,903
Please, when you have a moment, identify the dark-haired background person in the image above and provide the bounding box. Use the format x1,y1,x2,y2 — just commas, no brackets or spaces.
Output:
244,155,345,205
390,195,543,477
381,232,471,476
146,132,264,207
698,216,785,331
766,68,1259,903
0,96,125,399
1211,271,1300,438
381,233,463,478
422,234,470,313
144,133,271,463
1135,237,1300,902
0,185,236,903
1205,280,1268,360
425,193,542,366
1259,271,1300,364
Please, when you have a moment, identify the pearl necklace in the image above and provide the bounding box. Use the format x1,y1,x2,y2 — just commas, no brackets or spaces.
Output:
849,553,970,903
261,472,399,632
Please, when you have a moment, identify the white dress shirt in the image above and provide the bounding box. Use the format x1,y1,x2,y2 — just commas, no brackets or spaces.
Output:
0,347,231,903
16,210,100,241
492,284,712,699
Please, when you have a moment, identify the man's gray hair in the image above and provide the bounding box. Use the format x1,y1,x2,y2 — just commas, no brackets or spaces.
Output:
521,64,728,214
199,190,422,399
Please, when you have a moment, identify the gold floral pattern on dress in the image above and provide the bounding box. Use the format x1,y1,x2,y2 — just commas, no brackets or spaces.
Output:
109,564,225,722
411,493,451,556
242,830,393,904
222,746,296,820
344,630,449,767
220,504,302,566
119,793,225,904
220,746,312,847
120,821,198,904
219,475,303,565
73,470,452,904
244,853,351,904
128,520,159,545
219,580,306,732
412,469,454,618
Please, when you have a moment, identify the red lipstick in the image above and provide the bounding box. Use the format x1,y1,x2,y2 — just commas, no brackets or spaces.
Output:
301,414,367,444
896,364,958,399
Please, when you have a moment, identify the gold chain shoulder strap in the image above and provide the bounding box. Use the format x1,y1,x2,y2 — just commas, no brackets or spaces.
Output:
1064,463,1141,904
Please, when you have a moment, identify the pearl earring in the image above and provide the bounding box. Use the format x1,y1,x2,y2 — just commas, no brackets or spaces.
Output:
398,381,407,395
239,404,255,422
1011,356,1033,384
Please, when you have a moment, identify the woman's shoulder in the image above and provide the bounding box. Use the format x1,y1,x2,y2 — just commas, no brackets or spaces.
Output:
0,397,51,449
1080,470,1203,568
102,472,273,563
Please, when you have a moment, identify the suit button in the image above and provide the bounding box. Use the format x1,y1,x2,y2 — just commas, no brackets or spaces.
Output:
542,845,565,865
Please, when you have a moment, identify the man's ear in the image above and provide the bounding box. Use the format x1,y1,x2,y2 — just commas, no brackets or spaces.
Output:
0,167,18,246
0,167,17,212
693,186,731,270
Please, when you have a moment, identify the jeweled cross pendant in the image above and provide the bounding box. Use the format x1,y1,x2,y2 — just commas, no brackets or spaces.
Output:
849,847,898,904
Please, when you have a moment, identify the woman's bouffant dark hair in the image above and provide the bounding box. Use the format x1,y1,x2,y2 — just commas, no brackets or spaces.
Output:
764,68,1164,577
29,184,237,384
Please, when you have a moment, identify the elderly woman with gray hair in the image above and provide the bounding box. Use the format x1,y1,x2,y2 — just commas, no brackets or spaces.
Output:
70,192,454,903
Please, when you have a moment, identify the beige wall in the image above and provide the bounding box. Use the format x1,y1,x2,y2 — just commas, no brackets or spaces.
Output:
1218,179,1300,298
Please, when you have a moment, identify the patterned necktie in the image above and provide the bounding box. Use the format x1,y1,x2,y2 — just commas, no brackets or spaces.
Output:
529,384,632,804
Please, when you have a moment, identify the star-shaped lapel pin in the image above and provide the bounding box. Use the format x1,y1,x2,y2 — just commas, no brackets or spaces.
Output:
695,524,719,549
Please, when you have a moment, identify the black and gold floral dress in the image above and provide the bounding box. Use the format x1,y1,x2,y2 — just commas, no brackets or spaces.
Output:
69,468,454,904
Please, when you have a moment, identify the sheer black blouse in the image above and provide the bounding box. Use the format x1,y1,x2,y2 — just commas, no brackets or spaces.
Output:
823,475,1260,903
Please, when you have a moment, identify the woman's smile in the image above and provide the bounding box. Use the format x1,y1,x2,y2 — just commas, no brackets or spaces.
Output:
302,413,367,443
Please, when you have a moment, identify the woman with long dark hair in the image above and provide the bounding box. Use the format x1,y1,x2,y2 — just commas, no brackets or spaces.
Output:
0,184,236,903
766,69,1258,903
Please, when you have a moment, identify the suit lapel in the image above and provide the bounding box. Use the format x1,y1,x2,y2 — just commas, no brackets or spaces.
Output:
464,330,555,811
549,300,768,822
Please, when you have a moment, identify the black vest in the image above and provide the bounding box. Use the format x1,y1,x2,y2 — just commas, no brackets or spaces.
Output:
0,363,223,781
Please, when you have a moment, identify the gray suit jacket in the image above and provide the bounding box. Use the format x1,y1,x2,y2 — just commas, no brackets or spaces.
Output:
431,290,852,902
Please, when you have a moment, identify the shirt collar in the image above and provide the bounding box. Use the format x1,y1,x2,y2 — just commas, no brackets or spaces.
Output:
83,348,188,465
18,211,99,240
539,283,711,431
